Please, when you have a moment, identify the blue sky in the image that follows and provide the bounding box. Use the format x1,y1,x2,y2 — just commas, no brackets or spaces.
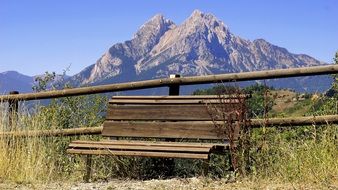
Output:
1,0,337,76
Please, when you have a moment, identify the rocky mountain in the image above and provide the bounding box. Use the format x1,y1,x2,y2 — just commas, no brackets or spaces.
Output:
68,10,331,93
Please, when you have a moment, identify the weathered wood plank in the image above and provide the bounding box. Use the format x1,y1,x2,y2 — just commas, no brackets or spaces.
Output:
109,95,247,104
66,149,209,159
102,121,240,139
68,143,211,153
110,95,249,99
109,99,241,104
70,140,229,148
106,105,241,121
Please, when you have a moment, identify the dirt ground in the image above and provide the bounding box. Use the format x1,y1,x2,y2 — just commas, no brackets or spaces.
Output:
0,177,336,190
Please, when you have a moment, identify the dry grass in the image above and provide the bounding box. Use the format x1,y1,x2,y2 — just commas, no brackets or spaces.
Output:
0,177,336,190
0,97,337,189
0,97,105,183
0,108,77,183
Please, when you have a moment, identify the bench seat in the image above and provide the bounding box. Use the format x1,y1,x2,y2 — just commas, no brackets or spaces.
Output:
67,140,230,159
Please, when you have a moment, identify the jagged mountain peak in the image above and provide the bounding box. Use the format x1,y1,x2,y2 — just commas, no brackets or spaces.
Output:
149,14,171,24
67,10,329,92
149,10,231,49
150,13,165,21
191,9,203,16
189,9,219,21
129,13,176,56
134,10,233,75
189,9,214,20
71,13,176,85
134,13,175,40
176,10,231,48
189,9,205,19
186,10,228,29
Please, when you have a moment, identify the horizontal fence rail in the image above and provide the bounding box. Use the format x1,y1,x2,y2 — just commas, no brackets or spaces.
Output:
1,65,338,101
250,114,338,127
0,126,102,137
1,115,337,137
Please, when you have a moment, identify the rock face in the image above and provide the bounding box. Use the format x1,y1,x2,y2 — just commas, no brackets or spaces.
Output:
68,10,330,92
71,14,176,86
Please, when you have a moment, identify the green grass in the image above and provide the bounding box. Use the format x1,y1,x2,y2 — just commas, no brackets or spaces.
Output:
280,98,313,117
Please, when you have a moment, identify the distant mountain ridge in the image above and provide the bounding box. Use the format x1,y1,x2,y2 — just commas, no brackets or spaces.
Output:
0,71,69,94
0,71,34,93
67,10,331,92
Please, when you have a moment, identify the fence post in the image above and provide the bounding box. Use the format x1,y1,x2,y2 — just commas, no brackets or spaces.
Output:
83,155,92,182
8,91,19,130
168,74,180,95
163,74,181,176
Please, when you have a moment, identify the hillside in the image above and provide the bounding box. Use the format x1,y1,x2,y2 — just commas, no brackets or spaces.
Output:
269,89,316,117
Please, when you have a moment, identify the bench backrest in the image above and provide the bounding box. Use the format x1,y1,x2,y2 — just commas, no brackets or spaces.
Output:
102,95,247,140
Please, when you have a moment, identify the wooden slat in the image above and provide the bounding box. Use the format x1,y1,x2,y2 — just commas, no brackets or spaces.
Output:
109,95,247,104
66,149,209,159
110,95,249,100
68,143,211,153
109,99,241,104
102,121,240,140
106,105,241,121
70,140,229,148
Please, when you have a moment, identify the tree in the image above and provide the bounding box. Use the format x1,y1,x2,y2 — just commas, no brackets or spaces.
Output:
332,51,338,93
32,71,56,92
312,51,338,115
324,51,338,98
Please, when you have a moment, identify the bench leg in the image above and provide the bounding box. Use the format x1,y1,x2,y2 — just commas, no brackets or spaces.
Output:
84,155,92,182
228,152,234,172
165,158,175,177
202,155,210,176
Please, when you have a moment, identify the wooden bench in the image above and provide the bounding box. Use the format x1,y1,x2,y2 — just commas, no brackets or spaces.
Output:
67,95,247,181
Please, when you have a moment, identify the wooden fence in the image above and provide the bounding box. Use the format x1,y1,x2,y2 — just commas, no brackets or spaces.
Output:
1,65,338,137
1,65,338,101
0,115,337,137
